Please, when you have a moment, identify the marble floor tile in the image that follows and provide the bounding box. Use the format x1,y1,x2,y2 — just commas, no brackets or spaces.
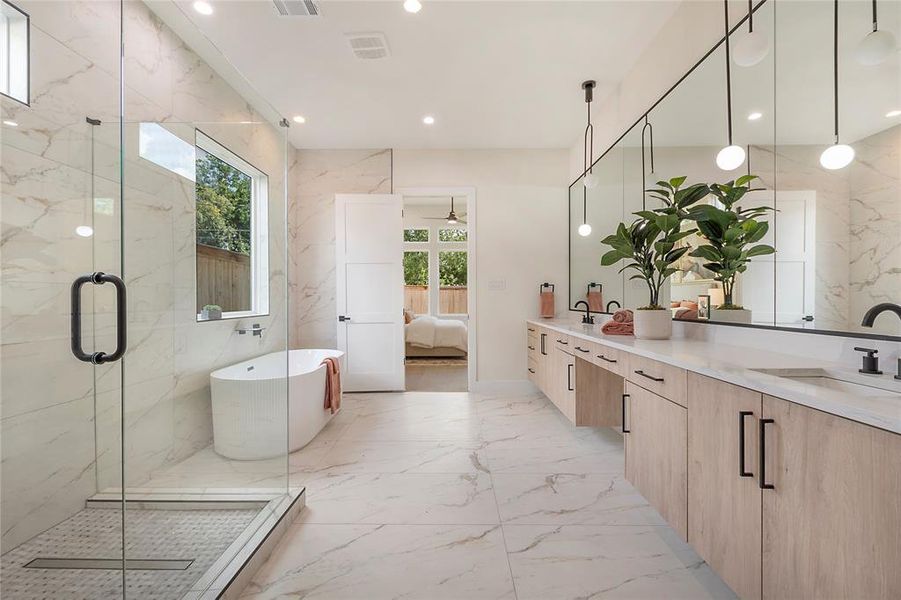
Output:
340,396,481,442
404,364,469,392
504,525,737,600
309,440,489,475
301,472,500,525
240,524,515,599
492,473,664,526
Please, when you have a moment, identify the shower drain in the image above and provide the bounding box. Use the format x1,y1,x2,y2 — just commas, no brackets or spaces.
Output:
24,558,194,570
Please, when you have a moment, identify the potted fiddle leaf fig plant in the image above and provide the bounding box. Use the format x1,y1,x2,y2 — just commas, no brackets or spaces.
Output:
601,177,709,339
686,175,775,324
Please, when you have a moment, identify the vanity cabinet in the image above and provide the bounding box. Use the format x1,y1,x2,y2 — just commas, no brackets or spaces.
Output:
687,373,763,600
623,380,688,539
761,395,901,600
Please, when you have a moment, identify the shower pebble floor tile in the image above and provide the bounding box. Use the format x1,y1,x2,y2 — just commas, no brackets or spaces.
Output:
237,390,738,600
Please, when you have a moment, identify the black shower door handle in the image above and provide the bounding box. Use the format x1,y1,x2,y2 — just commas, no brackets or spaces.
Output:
71,272,127,364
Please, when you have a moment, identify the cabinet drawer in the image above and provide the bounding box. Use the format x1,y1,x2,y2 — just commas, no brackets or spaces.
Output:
626,353,687,407
570,339,593,362
553,333,572,353
588,343,626,377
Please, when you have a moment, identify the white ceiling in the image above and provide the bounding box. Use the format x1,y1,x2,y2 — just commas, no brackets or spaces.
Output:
162,0,681,149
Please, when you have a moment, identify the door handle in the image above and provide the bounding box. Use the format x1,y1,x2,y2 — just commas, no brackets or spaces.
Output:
739,411,754,477
759,418,775,490
540,333,547,355
338,315,352,322
71,272,127,365
622,393,630,433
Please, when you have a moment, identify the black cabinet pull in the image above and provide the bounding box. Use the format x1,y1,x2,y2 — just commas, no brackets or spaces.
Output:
633,369,664,383
567,363,574,391
540,333,547,355
759,418,775,490
739,411,754,478
622,393,630,433
528,327,535,332
556,339,568,345
574,346,589,353
528,368,535,374
528,345,535,351
597,354,617,364
71,272,127,365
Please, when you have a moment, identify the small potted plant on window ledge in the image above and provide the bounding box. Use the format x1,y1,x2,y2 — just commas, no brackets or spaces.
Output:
202,304,223,321
601,177,709,339
687,175,775,324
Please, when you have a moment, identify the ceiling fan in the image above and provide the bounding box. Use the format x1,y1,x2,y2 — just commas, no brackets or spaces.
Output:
422,196,467,225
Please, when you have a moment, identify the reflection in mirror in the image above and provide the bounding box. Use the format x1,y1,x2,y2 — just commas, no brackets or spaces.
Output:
571,0,901,339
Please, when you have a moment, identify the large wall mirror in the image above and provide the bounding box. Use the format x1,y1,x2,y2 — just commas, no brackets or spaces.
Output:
569,0,900,339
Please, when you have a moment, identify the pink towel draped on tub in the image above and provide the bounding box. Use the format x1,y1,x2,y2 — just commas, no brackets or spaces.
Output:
322,357,342,414
601,309,634,336
540,291,555,318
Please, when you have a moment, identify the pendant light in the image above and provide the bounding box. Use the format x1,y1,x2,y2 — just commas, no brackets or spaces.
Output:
821,0,855,170
579,80,597,237
717,0,746,171
733,0,769,67
856,0,896,66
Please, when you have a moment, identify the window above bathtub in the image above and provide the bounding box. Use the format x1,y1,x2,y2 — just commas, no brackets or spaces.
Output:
194,130,269,322
0,1,29,105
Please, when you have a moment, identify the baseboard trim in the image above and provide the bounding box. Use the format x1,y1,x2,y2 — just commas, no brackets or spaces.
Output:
470,379,538,395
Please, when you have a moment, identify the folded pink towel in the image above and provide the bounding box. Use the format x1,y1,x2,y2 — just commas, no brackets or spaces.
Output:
602,309,634,335
540,291,555,318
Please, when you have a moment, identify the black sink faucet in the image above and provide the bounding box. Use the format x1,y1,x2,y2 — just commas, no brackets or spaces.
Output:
860,303,901,380
606,300,621,312
861,302,901,328
574,301,594,324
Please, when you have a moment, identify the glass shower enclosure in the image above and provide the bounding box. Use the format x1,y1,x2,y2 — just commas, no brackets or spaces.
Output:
1,1,293,597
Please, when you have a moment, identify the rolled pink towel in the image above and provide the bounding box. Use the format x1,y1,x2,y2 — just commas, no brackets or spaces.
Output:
612,309,633,323
602,320,634,336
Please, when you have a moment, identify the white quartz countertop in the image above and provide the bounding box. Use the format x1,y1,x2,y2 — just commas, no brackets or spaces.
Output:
528,319,901,435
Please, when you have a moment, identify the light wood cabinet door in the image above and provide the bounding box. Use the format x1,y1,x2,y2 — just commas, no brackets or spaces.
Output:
687,373,762,600
624,381,688,539
550,346,575,422
762,396,901,600
574,357,623,427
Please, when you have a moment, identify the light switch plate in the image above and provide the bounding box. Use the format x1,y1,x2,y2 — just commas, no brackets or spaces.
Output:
487,279,506,291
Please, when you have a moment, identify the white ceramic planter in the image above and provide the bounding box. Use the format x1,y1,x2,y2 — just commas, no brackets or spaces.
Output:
633,309,673,340
710,307,752,324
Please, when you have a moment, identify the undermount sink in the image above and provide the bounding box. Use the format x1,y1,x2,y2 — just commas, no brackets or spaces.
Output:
752,368,901,398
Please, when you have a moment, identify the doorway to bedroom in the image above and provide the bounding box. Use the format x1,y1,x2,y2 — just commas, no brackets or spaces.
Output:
401,191,474,392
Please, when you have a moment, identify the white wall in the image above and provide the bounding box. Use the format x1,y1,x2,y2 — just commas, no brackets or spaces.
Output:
289,149,569,385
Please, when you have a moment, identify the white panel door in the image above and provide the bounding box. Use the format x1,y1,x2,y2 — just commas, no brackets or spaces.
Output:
742,190,816,327
335,194,404,391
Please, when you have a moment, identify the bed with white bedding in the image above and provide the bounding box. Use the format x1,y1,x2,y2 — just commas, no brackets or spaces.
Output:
404,315,468,357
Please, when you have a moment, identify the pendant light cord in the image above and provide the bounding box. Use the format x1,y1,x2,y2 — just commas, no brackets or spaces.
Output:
724,0,734,146
583,100,593,177
641,115,655,210
748,0,754,32
834,0,840,144
872,0,878,32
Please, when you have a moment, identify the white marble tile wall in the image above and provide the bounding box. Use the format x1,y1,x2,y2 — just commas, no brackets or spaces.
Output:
1,0,290,551
287,149,392,350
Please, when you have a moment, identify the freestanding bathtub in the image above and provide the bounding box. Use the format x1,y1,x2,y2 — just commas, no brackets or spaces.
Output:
210,349,344,460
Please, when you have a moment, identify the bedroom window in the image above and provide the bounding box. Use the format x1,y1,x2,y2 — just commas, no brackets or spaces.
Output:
438,228,467,242
404,228,429,242
438,251,467,315
403,250,429,314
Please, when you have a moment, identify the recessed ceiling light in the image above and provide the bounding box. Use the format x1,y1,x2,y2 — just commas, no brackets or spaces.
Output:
3,120,18,127
422,115,435,125
747,111,763,121
292,115,306,124
403,0,422,13
886,109,901,118
193,1,213,16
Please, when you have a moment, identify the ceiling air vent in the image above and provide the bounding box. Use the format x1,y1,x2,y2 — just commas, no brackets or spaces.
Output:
272,0,320,17
345,32,391,60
